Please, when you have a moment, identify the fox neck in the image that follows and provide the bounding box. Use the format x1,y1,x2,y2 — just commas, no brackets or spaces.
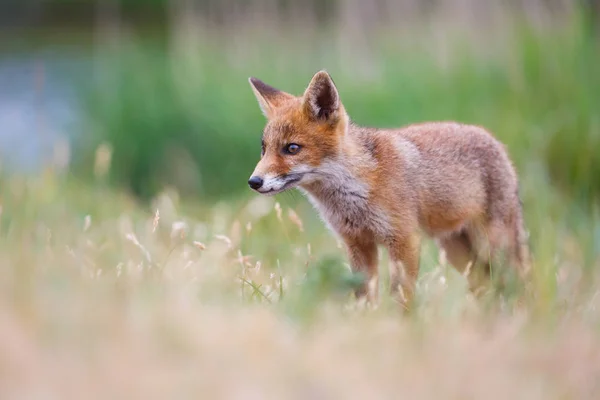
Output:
299,123,374,215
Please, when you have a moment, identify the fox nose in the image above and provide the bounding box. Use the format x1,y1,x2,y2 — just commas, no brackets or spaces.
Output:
248,176,264,190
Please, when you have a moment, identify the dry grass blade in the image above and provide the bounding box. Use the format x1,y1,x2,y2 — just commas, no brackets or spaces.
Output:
239,277,272,303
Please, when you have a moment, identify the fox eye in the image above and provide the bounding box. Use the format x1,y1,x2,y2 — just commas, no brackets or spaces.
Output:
261,138,265,156
283,143,301,155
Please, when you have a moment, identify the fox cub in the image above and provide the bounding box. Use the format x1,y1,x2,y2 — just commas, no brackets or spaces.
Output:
247,70,530,309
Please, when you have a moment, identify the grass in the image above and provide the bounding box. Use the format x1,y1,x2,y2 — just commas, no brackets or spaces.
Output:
1,162,600,398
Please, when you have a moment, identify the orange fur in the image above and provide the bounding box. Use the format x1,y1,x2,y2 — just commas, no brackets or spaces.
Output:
247,71,531,309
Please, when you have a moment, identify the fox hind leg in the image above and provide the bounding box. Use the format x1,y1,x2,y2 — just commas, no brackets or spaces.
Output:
440,218,526,297
475,219,527,295
438,230,491,296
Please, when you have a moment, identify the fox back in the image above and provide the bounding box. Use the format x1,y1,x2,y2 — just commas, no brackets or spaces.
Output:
247,70,530,308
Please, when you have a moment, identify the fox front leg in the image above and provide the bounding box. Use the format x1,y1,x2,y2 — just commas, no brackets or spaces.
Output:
387,234,421,312
344,235,379,306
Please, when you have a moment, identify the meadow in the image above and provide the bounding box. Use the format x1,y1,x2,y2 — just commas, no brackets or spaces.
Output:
2,1,600,398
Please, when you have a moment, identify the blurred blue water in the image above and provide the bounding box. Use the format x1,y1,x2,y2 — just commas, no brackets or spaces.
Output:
0,48,85,172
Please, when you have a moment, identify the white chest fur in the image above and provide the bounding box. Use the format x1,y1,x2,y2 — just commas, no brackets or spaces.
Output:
299,161,391,240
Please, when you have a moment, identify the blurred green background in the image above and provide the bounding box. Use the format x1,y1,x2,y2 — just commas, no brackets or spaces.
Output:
2,0,598,204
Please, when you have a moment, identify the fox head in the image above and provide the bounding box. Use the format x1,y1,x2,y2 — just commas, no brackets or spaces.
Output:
247,70,349,195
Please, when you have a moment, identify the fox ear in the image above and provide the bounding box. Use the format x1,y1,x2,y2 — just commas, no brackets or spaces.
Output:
248,77,292,118
303,70,340,121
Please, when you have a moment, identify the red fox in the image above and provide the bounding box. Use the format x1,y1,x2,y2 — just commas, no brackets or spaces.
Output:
247,70,530,309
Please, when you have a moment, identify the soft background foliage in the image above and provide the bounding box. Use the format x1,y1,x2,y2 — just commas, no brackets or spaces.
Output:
1,0,600,398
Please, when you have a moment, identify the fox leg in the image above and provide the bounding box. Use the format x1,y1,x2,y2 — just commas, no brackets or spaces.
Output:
441,220,525,297
344,235,379,305
471,220,528,294
438,231,490,296
387,234,421,311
